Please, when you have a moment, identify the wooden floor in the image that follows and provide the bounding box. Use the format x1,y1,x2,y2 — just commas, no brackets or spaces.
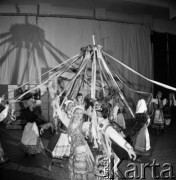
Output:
0,119,176,180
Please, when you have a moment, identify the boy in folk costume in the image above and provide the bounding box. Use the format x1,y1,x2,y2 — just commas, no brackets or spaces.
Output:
84,101,136,179
19,94,46,157
129,99,151,162
41,98,73,171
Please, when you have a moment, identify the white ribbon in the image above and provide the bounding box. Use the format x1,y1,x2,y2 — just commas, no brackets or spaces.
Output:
103,51,176,92
13,54,80,103
98,49,135,117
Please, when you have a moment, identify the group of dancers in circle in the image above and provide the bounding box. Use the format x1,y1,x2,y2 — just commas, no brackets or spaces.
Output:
1,87,175,179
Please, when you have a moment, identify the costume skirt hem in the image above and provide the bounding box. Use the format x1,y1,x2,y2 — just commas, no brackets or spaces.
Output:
19,138,43,154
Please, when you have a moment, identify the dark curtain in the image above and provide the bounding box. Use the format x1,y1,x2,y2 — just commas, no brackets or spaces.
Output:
152,32,176,98
168,34,176,88
151,31,168,97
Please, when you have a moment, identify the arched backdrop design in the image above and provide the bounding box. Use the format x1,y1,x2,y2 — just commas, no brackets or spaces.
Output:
0,16,152,108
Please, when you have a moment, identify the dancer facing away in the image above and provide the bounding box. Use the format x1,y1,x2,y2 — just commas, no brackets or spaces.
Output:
129,99,151,162
41,98,74,171
19,94,47,157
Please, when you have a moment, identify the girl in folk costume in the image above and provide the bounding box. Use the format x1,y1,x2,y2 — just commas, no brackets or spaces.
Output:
129,99,151,162
151,91,166,135
43,101,95,179
41,98,73,171
68,105,95,180
19,94,46,157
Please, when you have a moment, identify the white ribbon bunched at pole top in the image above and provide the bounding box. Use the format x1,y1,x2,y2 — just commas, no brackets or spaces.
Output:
103,51,176,92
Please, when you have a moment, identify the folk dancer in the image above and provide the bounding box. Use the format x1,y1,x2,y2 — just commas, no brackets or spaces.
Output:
41,98,73,171
19,94,46,157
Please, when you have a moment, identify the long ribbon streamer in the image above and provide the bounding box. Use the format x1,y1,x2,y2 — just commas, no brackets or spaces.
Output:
13,54,81,103
99,50,135,117
103,51,176,92
7,53,80,97
60,52,92,107
106,60,152,95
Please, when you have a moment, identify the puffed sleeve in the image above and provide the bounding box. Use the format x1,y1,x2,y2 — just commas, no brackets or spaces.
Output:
57,107,70,128
82,121,91,137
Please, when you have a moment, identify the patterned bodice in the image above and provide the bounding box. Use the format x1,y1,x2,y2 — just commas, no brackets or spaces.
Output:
68,123,86,153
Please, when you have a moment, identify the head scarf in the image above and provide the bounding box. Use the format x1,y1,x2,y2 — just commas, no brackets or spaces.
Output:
72,105,84,114
136,99,147,113
64,100,73,110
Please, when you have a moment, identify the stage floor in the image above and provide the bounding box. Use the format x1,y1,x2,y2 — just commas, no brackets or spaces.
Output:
0,119,176,180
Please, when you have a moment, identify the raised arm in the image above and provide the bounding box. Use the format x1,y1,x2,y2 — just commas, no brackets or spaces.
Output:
53,96,70,128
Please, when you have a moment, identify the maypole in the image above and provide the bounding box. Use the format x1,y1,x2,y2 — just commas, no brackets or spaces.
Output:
91,35,97,99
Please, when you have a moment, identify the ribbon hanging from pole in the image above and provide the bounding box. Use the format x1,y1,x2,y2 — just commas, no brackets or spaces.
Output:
103,51,176,92
13,53,81,103
98,49,135,117
60,51,92,107
106,60,152,95
7,53,80,97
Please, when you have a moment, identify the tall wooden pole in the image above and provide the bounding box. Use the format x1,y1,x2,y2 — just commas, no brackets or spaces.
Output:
91,35,96,99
